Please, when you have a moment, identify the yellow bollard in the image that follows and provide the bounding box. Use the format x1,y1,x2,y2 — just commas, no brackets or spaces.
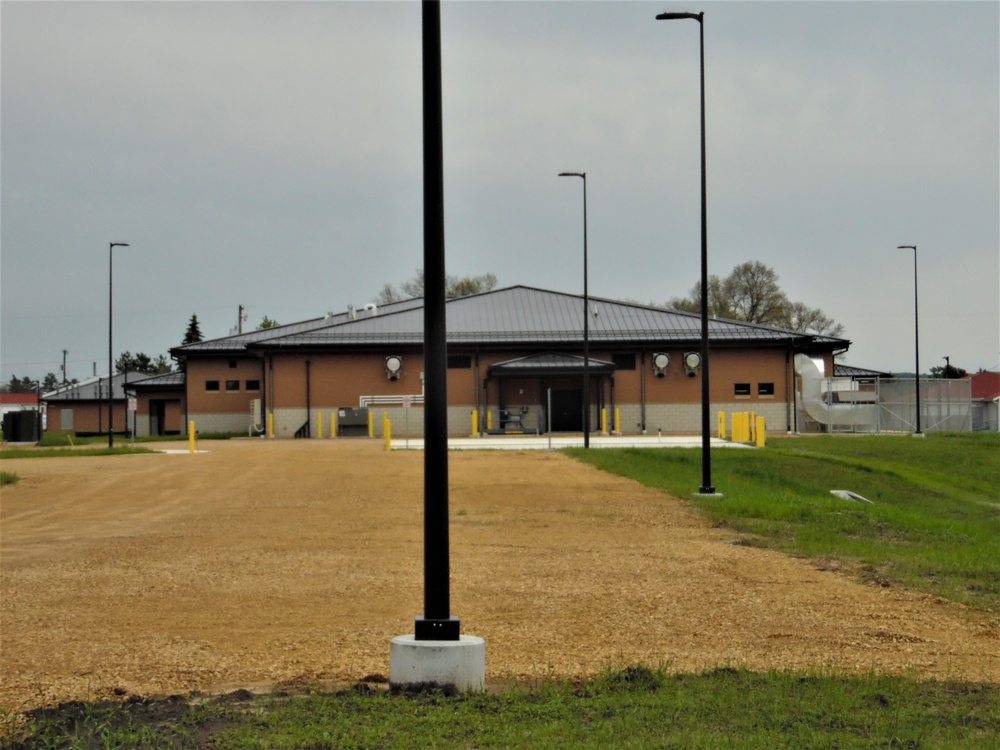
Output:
188,421,196,453
750,411,757,441
472,409,479,435
487,411,493,431
268,412,274,438
718,411,727,440
756,416,766,447
330,412,336,438
601,408,607,434
614,407,621,434
368,410,374,438
317,412,323,439
384,416,392,451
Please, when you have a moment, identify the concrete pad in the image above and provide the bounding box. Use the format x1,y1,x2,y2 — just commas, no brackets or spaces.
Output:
391,435,751,451
389,635,486,692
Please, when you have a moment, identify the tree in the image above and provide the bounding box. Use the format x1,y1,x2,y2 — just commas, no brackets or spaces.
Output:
115,352,162,375
42,373,60,391
5,375,36,393
930,363,968,379
376,269,498,304
667,261,844,338
152,354,173,374
257,316,280,330
182,315,204,345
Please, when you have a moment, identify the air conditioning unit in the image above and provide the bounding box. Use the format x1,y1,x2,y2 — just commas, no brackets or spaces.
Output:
385,355,403,381
652,352,670,378
683,352,701,377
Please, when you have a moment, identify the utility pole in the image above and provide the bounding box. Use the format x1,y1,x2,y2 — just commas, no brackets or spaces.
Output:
238,305,245,335
62,350,69,384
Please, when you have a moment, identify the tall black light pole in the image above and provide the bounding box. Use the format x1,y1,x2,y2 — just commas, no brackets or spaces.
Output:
656,10,714,494
417,0,459,641
108,242,129,448
558,172,590,448
897,245,922,436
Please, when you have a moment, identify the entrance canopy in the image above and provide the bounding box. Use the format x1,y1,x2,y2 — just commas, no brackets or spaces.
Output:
488,352,616,379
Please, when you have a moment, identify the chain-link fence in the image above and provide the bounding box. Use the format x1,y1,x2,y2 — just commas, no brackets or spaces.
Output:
795,377,972,434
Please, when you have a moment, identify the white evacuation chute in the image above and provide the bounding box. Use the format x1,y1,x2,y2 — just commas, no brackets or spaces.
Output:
795,354,878,429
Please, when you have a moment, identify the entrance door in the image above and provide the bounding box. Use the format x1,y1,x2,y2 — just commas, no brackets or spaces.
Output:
550,389,583,432
150,400,167,436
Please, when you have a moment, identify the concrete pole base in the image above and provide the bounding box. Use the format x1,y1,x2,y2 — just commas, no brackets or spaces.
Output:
389,634,486,693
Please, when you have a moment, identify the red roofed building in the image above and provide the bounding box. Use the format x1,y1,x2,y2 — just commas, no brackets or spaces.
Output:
966,370,999,431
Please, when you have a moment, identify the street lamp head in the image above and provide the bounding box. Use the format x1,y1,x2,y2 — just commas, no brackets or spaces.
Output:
558,172,585,179
897,245,916,251
656,11,703,21
111,242,130,248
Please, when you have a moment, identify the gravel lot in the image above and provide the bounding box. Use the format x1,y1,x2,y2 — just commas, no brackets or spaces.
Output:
2,439,997,714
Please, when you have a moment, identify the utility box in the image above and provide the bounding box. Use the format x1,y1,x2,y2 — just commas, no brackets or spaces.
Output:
336,407,369,437
2,411,40,443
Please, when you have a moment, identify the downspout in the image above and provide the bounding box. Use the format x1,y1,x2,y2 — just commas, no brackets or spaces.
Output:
474,347,481,417
640,349,647,434
305,359,312,438
269,355,275,428
791,347,799,433
610,375,616,433
260,356,267,430
785,347,793,433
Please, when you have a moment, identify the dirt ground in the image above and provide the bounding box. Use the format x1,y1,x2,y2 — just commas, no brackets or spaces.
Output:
1,440,997,715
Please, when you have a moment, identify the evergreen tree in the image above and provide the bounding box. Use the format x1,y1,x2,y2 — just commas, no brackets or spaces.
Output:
182,315,204,345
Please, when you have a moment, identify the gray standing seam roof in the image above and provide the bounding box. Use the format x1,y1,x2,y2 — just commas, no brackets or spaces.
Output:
238,286,847,350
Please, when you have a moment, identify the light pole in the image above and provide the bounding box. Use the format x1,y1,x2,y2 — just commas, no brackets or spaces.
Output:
656,10,715,494
108,242,129,448
897,244,922,436
559,171,590,448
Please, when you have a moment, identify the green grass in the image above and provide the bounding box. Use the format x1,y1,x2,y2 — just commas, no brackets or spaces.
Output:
568,433,1000,612
4,668,998,749
0,446,156,459
0,471,18,486
36,431,242,447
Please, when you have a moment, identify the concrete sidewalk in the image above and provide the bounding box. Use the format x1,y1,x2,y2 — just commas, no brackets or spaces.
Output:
390,434,752,451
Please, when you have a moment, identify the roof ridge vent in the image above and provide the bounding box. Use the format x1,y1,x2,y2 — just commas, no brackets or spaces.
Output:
364,303,379,317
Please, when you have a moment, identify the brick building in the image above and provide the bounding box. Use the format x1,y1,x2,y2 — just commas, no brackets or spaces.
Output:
167,285,849,439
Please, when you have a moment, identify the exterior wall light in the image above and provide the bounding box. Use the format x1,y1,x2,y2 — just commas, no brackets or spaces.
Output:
652,352,671,377
386,356,403,381
684,352,702,377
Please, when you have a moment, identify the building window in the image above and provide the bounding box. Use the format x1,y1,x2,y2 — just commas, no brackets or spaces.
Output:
228,360,237,369
226,380,240,392
246,379,261,392
448,355,472,369
612,353,636,371
734,383,751,397
758,382,775,397
206,380,220,392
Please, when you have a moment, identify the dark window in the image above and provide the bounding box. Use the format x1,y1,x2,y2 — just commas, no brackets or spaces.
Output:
226,380,240,392
734,383,751,397
758,382,775,396
447,355,472,369
612,353,636,371
228,360,237,369
246,379,261,392
205,380,220,392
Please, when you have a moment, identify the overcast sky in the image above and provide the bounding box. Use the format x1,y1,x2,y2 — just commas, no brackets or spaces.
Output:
2,0,997,385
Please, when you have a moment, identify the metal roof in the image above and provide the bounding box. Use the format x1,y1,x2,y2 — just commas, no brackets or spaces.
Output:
243,286,847,351
489,352,617,377
834,364,891,379
43,372,140,402
172,297,424,355
127,371,186,390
